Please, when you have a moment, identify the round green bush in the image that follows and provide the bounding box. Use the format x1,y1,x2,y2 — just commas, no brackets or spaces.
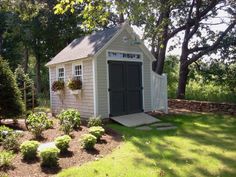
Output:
54,135,71,152
80,134,97,149
20,140,40,160
0,150,15,169
39,147,60,167
88,116,102,127
58,109,81,129
88,126,105,139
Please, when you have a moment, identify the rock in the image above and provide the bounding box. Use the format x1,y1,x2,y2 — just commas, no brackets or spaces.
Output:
37,142,56,153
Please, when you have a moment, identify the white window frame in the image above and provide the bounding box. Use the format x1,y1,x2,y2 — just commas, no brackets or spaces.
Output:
72,62,83,81
106,50,143,62
56,65,65,82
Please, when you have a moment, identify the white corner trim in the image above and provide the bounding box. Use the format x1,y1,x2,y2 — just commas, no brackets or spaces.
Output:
92,56,98,117
49,67,52,112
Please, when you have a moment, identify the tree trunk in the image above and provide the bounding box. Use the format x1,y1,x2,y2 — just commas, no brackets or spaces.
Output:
155,41,168,74
177,63,189,99
0,34,3,55
154,7,170,75
35,53,41,94
23,46,29,73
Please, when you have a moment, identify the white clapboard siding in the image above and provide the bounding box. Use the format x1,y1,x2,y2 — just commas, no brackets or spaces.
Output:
50,59,94,118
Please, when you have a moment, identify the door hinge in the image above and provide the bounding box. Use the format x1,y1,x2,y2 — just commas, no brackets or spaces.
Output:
108,88,111,92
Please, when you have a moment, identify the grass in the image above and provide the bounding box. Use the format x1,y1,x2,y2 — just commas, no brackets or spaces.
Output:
58,113,236,177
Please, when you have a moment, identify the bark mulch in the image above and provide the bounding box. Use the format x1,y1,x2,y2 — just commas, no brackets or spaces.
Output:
1,119,122,177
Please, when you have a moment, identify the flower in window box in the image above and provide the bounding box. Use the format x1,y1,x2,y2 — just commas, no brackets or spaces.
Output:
67,78,82,90
51,80,65,94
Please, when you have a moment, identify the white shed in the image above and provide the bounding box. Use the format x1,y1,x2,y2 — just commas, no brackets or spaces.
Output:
46,22,167,119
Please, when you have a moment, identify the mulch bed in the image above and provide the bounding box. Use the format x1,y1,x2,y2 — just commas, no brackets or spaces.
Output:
0,119,122,177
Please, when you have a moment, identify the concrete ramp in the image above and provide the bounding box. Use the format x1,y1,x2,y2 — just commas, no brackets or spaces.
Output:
111,113,160,127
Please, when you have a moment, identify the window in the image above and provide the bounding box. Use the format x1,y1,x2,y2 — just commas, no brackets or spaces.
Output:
57,67,64,81
108,51,141,60
74,65,82,80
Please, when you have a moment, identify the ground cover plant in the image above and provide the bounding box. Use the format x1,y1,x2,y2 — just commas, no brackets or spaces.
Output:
59,113,236,177
1,115,120,177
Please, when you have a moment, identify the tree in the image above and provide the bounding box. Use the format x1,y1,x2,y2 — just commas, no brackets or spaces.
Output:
15,65,37,110
0,57,25,119
176,1,236,98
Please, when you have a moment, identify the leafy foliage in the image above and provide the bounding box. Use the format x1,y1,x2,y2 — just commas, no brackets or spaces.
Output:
14,65,37,110
0,150,14,169
80,134,97,149
0,58,25,119
39,147,60,167
20,140,40,160
58,109,81,129
54,135,71,153
60,120,74,135
0,126,13,142
2,133,20,152
88,116,102,127
67,78,82,90
88,126,105,140
51,80,64,92
26,112,50,138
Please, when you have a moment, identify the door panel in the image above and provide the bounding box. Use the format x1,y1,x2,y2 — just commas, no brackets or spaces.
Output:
108,61,143,116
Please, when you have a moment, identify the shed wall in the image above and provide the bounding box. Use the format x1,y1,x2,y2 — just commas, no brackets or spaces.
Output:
50,59,94,118
96,29,152,118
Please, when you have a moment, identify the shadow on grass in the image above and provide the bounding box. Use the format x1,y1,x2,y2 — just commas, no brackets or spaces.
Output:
110,113,236,177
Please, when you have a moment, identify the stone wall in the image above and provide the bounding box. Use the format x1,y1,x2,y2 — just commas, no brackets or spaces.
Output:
168,99,236,115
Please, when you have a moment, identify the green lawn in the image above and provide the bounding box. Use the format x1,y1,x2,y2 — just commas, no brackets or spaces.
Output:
58,113,236,177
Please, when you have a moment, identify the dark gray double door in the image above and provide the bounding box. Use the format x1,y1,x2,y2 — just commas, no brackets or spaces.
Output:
108,61,143,117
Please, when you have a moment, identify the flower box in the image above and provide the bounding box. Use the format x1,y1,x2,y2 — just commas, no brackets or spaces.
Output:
70,89,81,95
54,90,63,95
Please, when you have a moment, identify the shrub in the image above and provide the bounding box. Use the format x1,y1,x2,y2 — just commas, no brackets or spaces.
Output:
39,147,60,167
58,109,81,129
3,133,20,152
54,135,71,152
51,80,64,92
60,120,73,135
89,126,105,140
20,141,40,160
0,150,14,169
0,126,13,142
88,116,102,127
80,134,97,149
26,112,50,138
67,78,82,90
0,58,25,119
45,119,53,129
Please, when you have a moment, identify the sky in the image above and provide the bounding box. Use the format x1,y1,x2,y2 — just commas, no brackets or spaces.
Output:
132,8,232,59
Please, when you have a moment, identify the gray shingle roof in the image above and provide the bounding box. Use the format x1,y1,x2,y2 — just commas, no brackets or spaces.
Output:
46,26,121,66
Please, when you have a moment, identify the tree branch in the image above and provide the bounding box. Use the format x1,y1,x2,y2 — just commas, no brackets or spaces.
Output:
187,21,236,65
167,0,220,39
